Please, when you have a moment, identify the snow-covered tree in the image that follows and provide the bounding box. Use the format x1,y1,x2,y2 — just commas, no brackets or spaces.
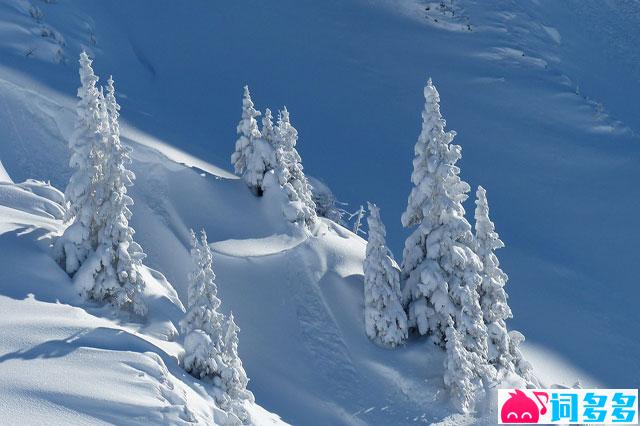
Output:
261,108,276,148
219,312,254,423
230,86,275,196
508,330,534,383
85,76,147,315
55,51,104,274
273,107,317,226
55,54,147,315
245,137,276,197
474,186,514,371
231,86,261,176
364,202,408,347
400,78,488,360
443,324,484,413
180,231,253,423
351,205,366,236
221,312,252,401
180,229,226,380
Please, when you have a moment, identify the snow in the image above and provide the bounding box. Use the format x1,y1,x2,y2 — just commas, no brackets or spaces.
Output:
522,343,602,389
0,0,638,424
0,179,283,425
0,179,64,223
363,202,407,348
0,160,11,182
211,233,306,258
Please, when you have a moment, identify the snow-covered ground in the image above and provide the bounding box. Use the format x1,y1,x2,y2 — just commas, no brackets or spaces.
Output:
0,0,638,425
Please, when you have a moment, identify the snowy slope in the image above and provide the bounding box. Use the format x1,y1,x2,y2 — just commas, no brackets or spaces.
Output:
0,161,10,182
0,0,639,425
0,177,284,425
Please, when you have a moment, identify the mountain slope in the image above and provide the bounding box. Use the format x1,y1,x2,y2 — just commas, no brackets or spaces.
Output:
0,178,284,425
0,0,638,424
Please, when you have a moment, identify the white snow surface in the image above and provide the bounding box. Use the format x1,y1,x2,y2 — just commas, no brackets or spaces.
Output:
0,0,638,425
0,160,10,182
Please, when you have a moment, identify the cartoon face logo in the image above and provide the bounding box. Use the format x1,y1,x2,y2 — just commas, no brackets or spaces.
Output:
501,390,548,423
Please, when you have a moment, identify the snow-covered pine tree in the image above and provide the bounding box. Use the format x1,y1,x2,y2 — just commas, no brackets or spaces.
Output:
220,312,254,423
221,312,252,401
443,323,484,413
508,330,534,383
474,185,515,371
180,229,226,381
400,78,488,359
87,75,147,315
56,54,147,315
261,108,276,148
55,51,104,275
180,231,253,423
230,86,275,196
245,136,276,197
273,107,317,226
231,86,261,177
363,202,408,347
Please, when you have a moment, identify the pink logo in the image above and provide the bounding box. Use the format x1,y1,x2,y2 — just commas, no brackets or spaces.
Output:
501,390,549,423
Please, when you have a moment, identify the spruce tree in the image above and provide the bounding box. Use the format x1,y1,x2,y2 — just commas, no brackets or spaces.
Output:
443,323,484,413
230,86,275,196
220,312,254,423
180,231,254,423
273,107,317,226
400,78,488,359
221,312,252,400
180,230,226,391
231,86,261,177
55,54,147,315
363,202,408,347
474,186,514,371
508,330,534,383
90,76,147,315
261,108,276,148
56,51,104,274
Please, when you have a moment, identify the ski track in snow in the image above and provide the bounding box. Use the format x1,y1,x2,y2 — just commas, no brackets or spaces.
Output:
286,243,360,400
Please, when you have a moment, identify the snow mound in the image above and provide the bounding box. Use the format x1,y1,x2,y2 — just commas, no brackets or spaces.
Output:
0,179,64,235
0,156,285,426
211,233,306,258
0,160,11,182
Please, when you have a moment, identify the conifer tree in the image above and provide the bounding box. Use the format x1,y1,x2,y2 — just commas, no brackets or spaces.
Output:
219,312,254,423
443,324,484,413
55,54,147,315
261,108,276,147
230,86,275,196
180,229,226,361
508,330,534,383
221,312,252,401
474,186,514,371
180,231,254,423
56,51,104,274
363,202,407,347
400,79,488,359
273,107,317,226
231,86,261,177
89,76,147,315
